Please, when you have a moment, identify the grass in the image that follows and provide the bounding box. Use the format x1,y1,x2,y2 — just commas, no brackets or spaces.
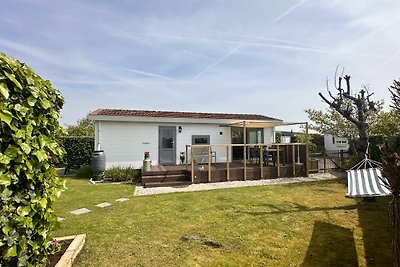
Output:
53,177,392,266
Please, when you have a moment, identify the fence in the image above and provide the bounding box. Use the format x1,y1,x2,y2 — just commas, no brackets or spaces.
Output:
185,143,309,182
309,150,349,172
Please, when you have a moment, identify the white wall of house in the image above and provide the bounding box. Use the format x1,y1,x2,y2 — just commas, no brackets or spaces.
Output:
94,120,276,169
324,134,349,152
96,121,158,168
174,123,231,164
280,135,291,144
264,128,275,144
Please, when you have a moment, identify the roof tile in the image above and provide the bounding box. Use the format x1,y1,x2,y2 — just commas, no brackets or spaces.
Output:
90,109,281,121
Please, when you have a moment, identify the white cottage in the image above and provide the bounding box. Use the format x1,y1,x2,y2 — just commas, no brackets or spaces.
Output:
324,134,349,152
88,109,285,169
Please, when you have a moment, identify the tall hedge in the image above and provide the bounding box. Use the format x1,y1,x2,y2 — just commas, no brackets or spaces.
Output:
61,136,94,166
0,52,66,266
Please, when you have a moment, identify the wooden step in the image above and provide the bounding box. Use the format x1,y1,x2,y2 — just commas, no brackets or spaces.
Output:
141,174,190,183
141,169,188,176
143,181,192,188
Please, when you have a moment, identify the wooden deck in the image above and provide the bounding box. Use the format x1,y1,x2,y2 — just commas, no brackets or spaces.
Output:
141,161,307,187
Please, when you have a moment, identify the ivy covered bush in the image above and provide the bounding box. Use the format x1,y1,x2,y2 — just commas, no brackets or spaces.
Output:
0,52,66,266
61,136,94,166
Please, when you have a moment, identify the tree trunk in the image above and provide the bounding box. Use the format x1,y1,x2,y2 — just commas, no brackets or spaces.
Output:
357,123,369,160
391,194,400,267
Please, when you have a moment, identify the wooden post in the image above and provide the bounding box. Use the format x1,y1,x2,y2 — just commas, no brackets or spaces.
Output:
276,144,280,178
260,144,264,179
292,144,296,176
185,145,189,172
305,144,309,177
339,149,344,164
191,146,195,183
208,145,212,182
323,150,327,173
243,121,247,181
226,145,230,181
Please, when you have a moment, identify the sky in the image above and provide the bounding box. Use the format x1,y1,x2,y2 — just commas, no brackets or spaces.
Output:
1,0,399,130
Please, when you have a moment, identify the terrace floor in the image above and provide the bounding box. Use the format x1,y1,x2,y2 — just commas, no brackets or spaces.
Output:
141,161,308,187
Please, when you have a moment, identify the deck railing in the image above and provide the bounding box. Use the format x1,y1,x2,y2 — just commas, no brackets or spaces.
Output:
185,143,309,183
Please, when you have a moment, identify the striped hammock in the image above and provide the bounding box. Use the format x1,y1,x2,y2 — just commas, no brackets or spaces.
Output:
346,168,391,197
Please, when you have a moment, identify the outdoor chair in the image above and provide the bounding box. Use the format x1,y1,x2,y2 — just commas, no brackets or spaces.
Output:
263,147,275,166
249,147,260,164
192,147,216,165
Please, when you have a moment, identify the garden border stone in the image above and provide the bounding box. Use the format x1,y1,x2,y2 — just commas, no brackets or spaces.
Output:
54,234,86,267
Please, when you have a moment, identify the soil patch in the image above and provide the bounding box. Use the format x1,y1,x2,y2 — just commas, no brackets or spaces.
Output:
46,239,73,267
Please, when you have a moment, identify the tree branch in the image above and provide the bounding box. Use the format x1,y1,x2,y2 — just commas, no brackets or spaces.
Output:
318,92,359,125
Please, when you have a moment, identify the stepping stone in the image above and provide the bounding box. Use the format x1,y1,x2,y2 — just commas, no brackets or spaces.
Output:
115,198,129,202
70,208,91,215
95,202,112,208
57,217,65,221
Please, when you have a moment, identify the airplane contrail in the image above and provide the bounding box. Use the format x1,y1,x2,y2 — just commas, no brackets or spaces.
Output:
121,66,179,81
218,32,322,50
148,33,331,54
373,50,400,73
191,45,241,81
274,0,307,23
148,33,384,58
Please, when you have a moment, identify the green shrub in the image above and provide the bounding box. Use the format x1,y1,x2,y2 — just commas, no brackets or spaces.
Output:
311,134,325,153
0,52,66,266
61,136,94,166
104,166,139,182
346,136,400,163
369,135,385,162
341,155,359,170
75,165,93,179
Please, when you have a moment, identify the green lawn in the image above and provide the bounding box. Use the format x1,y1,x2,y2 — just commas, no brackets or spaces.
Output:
54,178,392,267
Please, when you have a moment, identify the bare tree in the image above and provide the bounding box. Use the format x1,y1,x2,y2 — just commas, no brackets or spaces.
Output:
318,68,378,160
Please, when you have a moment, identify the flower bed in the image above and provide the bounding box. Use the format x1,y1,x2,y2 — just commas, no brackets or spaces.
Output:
46,234,86,267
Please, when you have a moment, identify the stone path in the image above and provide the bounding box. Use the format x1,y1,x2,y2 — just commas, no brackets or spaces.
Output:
70,208,92,215
115,198,129,202
67,197,130,219
95,202,112,208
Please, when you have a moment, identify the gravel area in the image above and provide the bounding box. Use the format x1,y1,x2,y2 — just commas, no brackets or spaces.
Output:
134,171,345,196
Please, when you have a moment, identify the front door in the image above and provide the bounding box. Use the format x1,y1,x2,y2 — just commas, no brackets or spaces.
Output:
158,126,176,165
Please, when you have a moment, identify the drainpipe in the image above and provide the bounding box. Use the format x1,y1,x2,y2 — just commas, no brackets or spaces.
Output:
96,121,101,150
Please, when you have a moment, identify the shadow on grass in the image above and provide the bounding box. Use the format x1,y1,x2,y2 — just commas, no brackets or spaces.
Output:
236,203,358,216
300,221,358,266
356,198,392,266
336,172,392,265
234,196,392,265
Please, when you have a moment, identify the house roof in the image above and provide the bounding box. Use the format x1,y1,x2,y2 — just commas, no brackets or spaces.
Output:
90,109,282,122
